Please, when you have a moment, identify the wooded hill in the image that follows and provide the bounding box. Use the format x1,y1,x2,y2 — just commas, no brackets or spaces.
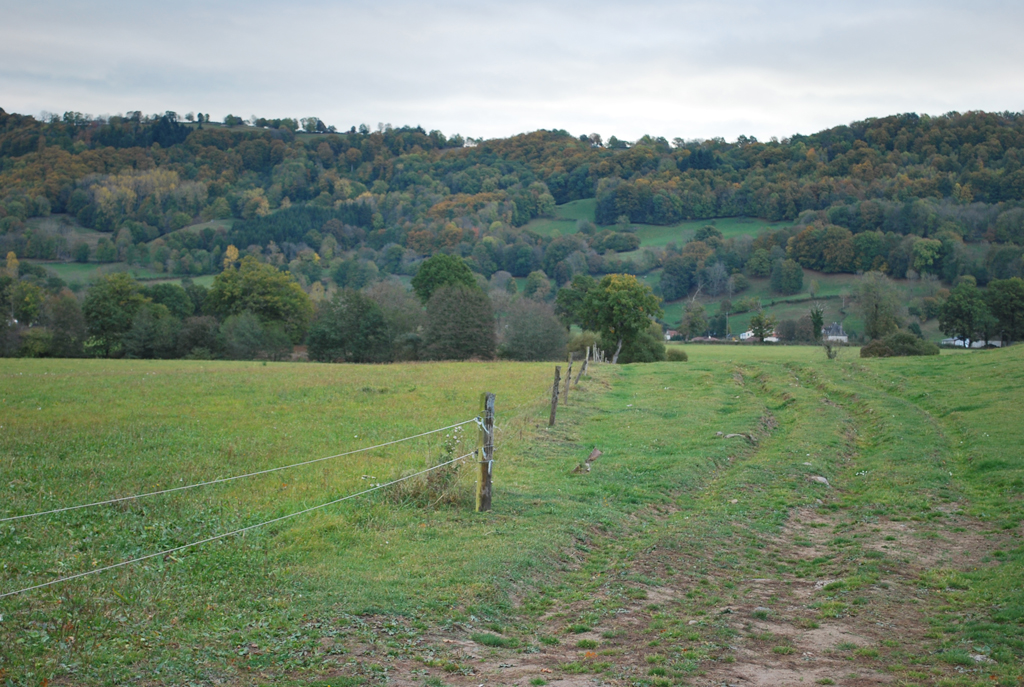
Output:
1,108,1023,292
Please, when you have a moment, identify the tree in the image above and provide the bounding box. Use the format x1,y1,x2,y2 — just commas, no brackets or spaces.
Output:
82,273,149,356
986,277,1024,344
411,253,477,304
307,289,392,363
746,249,772,278
554,274,597,327
660,255,696,300
770,259,804,295
423,285,496,360
749,310,777,343
220,311,268,360
143,283,194,320
810,302,825,342
858,271,901,340
176,316,221,358
363,279,427,355
205,256,313,343
681,301,708,339
583,274,663,363
5,251,18,278
44,293,86,357
124,304,179,359
523,270,551,300
5,280,45,324
940,278,990,347
223,244,239,269
498,299,567,361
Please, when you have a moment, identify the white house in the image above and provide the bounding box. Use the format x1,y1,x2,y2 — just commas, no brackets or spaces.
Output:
823,322,848,343
740,329,779,342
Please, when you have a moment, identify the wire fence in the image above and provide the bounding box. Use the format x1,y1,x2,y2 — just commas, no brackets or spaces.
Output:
1,418,479,523
2,371,568,601
0,448,486,600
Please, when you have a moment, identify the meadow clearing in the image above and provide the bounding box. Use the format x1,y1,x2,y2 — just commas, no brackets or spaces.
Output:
1,346,1022,686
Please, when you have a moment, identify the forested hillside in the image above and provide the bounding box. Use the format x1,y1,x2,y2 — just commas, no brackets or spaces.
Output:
2,108,1023,286
2,107,1024,361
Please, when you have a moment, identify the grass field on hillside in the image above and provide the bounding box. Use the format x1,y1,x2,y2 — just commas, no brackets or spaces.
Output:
2,349,1022,686
525,201,787,245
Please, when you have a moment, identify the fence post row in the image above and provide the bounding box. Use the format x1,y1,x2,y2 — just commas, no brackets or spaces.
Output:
476,392,496,513
549,365,561,427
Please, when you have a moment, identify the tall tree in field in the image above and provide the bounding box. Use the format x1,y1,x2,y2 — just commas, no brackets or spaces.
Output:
583,273,663,363
82,273,149,357
858,271,901,340
411,253,477,304
307,289,392,363
940,278,991,348
423,285,496,360
205,256,313,343
986,277,1024,344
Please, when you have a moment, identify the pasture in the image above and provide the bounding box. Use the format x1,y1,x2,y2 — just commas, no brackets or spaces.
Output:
2,347,1022,686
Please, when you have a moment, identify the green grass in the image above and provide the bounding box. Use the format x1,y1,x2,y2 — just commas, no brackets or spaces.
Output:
24,260,215,288
524,202,786,243
2,345,1024,684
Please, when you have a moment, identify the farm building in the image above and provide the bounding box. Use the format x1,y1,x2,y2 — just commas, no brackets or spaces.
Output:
823,322,848,343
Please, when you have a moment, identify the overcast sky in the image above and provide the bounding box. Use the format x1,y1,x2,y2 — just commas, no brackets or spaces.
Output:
2,0,1022,142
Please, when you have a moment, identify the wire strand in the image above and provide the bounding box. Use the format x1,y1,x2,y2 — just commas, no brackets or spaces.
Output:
1,419,478,523
0,449,481,600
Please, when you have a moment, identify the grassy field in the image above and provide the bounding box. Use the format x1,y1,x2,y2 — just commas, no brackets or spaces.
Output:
2,348,1022,686
525,201,787,245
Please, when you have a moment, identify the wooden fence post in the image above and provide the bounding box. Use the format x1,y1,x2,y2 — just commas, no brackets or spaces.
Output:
563,353,573,404
575,346,589,385
476,392,495,513
548,366,560,427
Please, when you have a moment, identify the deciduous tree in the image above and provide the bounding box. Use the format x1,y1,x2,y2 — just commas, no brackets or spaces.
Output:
583,274,663,363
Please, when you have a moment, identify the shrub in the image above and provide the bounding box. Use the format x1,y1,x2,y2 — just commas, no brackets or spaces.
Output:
666,347,688,362
605,321,665,363
861,330,939,358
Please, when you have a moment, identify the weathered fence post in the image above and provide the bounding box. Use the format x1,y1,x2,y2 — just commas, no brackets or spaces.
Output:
476,392,495,512
549,365,561,427
575,346,589,385
563,353,573,404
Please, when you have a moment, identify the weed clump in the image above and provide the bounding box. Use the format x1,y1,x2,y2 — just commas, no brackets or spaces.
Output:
386,425,471,508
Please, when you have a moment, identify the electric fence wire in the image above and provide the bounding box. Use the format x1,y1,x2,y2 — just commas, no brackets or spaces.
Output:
0,418,479,523
0,448,489,600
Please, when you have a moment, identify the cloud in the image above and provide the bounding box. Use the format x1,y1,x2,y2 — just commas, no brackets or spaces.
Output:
1,0,1022,141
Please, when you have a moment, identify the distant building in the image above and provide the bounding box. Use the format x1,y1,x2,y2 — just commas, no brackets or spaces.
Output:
740,329,778,342
823,322,848,343
941,337,1002,349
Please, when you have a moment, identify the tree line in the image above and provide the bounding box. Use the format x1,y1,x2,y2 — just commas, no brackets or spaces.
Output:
1,252,668,364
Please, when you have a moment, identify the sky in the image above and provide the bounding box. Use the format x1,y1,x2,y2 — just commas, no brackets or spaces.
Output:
2,0,1023,143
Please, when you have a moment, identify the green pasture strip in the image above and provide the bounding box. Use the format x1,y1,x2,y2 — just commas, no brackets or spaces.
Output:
520,346,1023,682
